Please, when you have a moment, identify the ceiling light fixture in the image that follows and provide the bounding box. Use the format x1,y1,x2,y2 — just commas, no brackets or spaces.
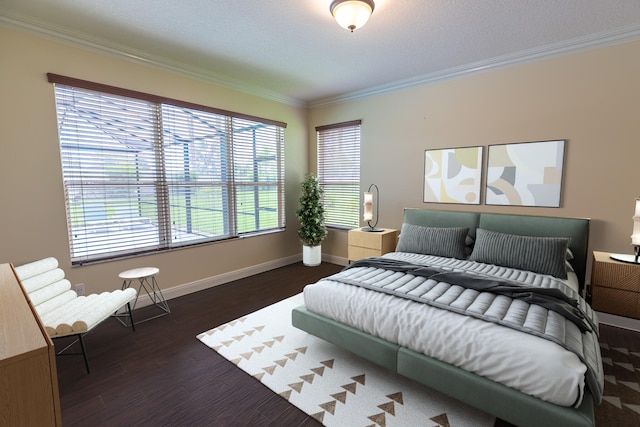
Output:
330,0,375,32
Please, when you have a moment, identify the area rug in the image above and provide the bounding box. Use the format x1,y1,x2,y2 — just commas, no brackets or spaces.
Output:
197,293,495,427
597,337,640,426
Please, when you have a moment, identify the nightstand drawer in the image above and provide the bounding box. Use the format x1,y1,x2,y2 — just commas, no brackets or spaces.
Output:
349,230,384,250
348,246,384,261
591,252,640,291
592,286,640,318
348,228,398,262
591,251,640,319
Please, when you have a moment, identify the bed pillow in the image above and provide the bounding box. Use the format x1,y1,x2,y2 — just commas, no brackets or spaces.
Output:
465,235,475,257
469,228,570,279
564,248,576,273
396,224,469,259
566,247,574,260
565,261,575,273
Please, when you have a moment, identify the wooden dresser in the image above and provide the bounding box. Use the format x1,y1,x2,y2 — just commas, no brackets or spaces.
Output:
0,263,62,426
348,228,398,262
591,251,640,319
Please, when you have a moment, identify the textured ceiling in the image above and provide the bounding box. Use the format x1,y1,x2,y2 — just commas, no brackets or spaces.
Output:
2,0,640,106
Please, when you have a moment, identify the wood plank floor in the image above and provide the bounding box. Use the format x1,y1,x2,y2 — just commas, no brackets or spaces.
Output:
56,261,342,426
56,261,640,426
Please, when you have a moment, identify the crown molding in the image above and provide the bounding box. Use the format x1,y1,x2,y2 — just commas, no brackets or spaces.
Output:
309,23,640,109
0,11,305,108
3,10,640,111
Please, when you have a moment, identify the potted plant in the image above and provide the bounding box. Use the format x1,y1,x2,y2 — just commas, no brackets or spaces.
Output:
296,174,327,266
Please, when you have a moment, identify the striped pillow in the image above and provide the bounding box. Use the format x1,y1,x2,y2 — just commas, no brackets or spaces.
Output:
396,224,469,259
469,229,570,279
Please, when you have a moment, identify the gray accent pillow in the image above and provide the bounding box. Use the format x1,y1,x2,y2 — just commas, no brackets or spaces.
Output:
564,248,575,273
396,224,469,259
464,235,475,257
566,247,574,260
469,229,570,279
565,261,575,273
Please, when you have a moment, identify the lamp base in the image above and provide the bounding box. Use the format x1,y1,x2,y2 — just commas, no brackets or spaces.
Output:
610,253,640,264
361,227,384,232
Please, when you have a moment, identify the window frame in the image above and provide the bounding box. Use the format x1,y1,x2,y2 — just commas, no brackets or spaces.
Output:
48,73,286,265
316,120,361,230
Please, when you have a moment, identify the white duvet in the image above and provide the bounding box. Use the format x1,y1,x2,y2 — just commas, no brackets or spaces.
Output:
302,252,587,407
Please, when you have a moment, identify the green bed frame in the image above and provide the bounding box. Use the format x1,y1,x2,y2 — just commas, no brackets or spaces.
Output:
292,208,595,427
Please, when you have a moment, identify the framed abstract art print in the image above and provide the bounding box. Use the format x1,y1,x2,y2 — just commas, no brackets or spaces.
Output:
423,146,483,204
485,140,566,207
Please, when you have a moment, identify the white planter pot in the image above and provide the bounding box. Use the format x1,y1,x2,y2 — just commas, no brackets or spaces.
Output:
303,245,322,267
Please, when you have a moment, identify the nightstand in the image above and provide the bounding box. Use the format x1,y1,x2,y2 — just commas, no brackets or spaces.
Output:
591,251,640,319
348,228,398,262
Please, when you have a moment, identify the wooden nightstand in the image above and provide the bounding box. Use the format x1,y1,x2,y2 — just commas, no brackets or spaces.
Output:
591,251,640,319
348,228,398,262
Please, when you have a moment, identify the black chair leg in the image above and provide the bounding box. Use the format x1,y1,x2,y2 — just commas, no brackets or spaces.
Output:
127,302,136,331
78,334,90,374
54,334,91,373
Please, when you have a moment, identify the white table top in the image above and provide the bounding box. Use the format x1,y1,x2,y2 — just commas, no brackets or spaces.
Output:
119,267,159,280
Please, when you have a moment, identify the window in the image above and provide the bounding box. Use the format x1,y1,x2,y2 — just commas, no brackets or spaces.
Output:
49,74,286,264
316,120,361,229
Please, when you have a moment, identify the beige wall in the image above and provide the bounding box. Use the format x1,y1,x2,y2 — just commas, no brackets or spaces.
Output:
0,27,308,295
310,40,640,279
2,25,639,294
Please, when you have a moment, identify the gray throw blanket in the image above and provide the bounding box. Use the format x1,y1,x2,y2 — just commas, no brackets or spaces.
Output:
345,257,598,334
331,256,604,404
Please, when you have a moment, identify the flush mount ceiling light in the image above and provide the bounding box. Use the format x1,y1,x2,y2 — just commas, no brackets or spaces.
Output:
330,0,375,32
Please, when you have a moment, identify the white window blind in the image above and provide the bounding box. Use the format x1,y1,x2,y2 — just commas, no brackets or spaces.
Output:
316,120,361,229
50,75,286,264
232,118,285,234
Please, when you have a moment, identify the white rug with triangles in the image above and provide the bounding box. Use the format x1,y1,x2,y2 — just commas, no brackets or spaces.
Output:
197,293,496,427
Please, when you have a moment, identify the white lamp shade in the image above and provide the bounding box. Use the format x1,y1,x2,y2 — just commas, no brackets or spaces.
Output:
331,0,374,31
632,198,640,245
363,192,373,221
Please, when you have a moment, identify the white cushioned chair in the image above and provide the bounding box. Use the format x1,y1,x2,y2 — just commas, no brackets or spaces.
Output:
15,257,137,373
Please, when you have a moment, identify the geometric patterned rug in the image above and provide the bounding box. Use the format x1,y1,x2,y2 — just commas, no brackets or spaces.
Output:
596,338,640,427
197,293,496,427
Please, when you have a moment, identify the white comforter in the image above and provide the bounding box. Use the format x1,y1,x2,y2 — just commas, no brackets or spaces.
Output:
303,252,587,407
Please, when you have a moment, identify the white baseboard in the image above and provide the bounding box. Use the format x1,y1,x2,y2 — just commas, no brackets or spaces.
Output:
596,311,640,332
132,253,349,309
133,254,303,308
322,253,349,267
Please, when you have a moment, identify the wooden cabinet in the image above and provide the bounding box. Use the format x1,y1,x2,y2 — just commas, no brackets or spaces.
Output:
0,263,62,427
348,228,398,262
591,251,640,319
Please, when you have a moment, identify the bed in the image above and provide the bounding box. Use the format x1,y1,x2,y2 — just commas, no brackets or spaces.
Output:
292,208,602,427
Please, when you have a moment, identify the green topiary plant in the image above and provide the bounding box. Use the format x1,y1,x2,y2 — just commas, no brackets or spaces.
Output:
296,175,327,247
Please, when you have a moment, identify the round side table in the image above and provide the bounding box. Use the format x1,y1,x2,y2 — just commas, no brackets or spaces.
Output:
116,267,170,326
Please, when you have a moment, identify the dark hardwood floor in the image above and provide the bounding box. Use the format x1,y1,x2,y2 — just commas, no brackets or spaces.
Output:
56,261,640,426
56,261,342,426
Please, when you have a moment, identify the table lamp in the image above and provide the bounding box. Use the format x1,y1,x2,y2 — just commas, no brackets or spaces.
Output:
610,197,640,263
362,184,383,232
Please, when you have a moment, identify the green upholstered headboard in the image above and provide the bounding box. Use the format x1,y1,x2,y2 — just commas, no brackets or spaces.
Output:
402,208,590,291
